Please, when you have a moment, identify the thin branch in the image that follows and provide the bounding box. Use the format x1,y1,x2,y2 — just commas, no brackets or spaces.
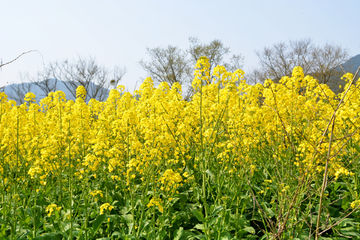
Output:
318,205,360,236
0,50,43,68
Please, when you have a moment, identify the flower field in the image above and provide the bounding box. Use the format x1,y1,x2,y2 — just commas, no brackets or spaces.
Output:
1,57,360,239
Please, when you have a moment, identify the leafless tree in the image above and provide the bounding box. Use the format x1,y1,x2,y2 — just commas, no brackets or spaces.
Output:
31,56,127,102
21,69,58,99
139,46,192,86
245,68,268,85
252,39,349,84
311,43,350,84
188,37,244,74
139,37,244,100
139,45,193,100
223,54,245,73
7,82,33,104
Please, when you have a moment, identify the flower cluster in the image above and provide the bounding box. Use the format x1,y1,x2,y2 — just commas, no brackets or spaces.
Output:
147,197,163,213
45,203,61,217
99,203,114,215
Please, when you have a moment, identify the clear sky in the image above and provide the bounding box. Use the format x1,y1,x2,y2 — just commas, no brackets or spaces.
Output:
1,0,359,92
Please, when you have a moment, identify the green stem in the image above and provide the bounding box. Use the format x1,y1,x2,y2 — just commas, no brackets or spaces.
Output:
68,120,73,240
316,116,335,239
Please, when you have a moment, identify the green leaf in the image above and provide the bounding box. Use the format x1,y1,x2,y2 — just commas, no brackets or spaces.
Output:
33,233,63,240
92,214,107,236
36,199,50,206
340,227,360,237
122,214,134,223
194,224,204,230
244,226,256,234
354,144,360,153
333,182,341,192
326,205,339,216
342,196,350,210
219,232,231,240
191,209,204,222
265,206,275,218
111,232,122,238
194,234,206,240
174,227,183,240
205,169,214,178
77,229,84,240
210,205,224,217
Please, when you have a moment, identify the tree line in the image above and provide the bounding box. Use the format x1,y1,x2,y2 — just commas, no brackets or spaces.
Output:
1,37,351,103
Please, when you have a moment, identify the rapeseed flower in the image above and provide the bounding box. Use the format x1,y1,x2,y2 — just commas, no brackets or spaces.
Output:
45,203,61,217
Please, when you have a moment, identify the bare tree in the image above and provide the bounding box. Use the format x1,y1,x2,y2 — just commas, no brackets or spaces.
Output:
139,45,193,100
188,37,244,74
31,56,127,102
21,68,58,99
245,68,268,85
139,46,191,86
7,82,33,104
252,39,349,84
224,54,245,73
311,43,350,84
254,42,296,82
139,37,244,100
290,38,315,76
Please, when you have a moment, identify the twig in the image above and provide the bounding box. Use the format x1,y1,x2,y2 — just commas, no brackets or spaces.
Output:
0,50,44,69
315,66,360,240
315,114,336,239
318,205,360,235
247,180,276,233
338,63,346,75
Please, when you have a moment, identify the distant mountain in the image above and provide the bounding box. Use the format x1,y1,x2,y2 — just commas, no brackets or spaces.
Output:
0,79,111,104
335,54,360,73
327,54,360,93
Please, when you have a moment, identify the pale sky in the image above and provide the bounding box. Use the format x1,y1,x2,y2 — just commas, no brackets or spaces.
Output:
1,0,359,92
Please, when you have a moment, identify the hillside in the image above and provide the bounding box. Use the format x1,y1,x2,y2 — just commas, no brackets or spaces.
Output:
0,79,111,104
337,54,360,73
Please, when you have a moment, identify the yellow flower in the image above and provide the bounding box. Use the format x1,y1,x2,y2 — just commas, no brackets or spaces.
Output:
351,200,360,209
24,92,36,102
147,197,163,213
90,190,104,198
100,203,114,215
76,85,87,100
46,203,61,217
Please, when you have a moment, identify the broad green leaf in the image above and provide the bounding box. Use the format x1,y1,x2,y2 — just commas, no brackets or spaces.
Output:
33,232,63,240
194,224,204,230
219,232,231,240
111,231,122,238
340,227,360,237
244,226,256,234
122,214,134,223
92,214,107,236
194,234,206,240
36,199,50,206
191,209,204,222
205,169,214,178
174,227,183,240
210,205,224,217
